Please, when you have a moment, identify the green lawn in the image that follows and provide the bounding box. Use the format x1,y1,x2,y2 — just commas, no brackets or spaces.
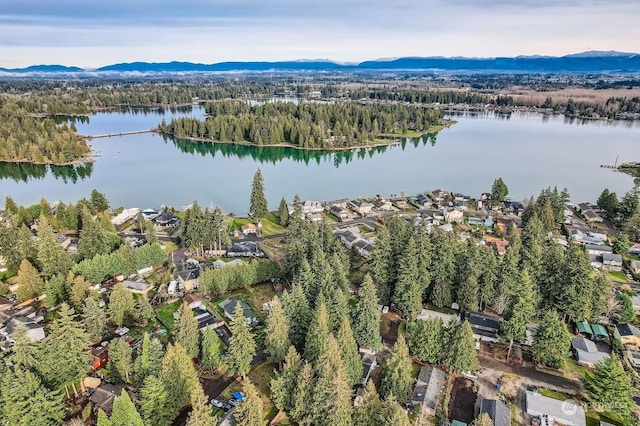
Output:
211,283,279,321
155,300,181,330
586,410,625,426
220,361,279,424
608,271,628,283
163,241,178,254
230,213,287,237
538,388,569,401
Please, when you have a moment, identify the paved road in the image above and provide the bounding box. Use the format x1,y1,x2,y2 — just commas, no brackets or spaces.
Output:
172,353,267,426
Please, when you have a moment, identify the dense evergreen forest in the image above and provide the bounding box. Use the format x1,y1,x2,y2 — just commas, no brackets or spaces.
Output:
161,100,444,148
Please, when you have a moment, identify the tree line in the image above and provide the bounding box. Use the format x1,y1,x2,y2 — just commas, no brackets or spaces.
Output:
160,100,443,149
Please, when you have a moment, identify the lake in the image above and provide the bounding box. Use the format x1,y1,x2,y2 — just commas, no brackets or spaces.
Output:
1,106,640,214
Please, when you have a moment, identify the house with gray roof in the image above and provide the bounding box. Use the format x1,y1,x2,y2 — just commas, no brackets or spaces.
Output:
0,316,45,351
571,337,610,368
602,253,623,271
480,399,511,426
219,299,257,325
411,366,446,416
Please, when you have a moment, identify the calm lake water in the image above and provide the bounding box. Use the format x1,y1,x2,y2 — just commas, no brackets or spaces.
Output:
2,106,640,214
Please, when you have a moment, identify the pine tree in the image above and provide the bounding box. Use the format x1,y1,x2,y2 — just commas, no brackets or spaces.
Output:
7,324,41,372
312,335,353,426
380,335,413,401
90,189,110,212
69,274,91,311
174,302,200,358
457,273,479,312
139,376,172,426
447,321,478,373
532,310,570,369
270,346,302,412
408,318,444,364
37,215,71,278
108,283,136,326
200,327,223,370
491,177,508,205
134,333,164,386
304,302,330,365
381,396,410,426
83,297,108,341
393,236,422,319
370,225,393,304
97,409,112,426
290,362,315,426
0,368,64,426
278,197,289,226
227,303,257,378
16,258,44,303
79,207,110,259
187,384,218,426
249,168,267,220
282,284,311,351
336,315,364,386
353,380,383,426
353,274,382,349
501,270,536,359
40,303,91,389
326,287,349,333
110,390,144,426
159,343,199,417
264,296,290,364
107,337,134,383
583,355,635,417
234,378,263,426
430,278,453,308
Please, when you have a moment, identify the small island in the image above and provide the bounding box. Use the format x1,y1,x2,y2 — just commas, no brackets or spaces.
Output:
159,100,453,150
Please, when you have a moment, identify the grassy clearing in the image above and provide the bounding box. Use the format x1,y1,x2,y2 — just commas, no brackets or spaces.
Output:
212,283,279,320
608,271,628,283
128,319,157,339
220,361,279,424
586,410,625,426
509,403,519,426
163,241,178,254
538,388,569,401
230,213,286,237
155,300,181,330
563,356,590,380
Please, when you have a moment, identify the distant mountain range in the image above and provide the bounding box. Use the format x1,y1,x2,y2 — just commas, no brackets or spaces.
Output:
1,51,639,74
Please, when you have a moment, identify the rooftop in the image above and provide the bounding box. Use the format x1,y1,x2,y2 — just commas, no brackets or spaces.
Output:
526,390,585,426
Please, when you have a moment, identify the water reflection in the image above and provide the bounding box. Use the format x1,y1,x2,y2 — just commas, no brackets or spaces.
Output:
0,162,93,183
166,132,439,167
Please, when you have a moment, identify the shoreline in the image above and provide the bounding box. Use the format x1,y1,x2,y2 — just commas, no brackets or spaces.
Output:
0,153,94,167
162,120,456,152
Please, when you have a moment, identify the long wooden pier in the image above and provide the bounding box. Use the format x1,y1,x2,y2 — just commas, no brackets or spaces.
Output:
83,129,155,140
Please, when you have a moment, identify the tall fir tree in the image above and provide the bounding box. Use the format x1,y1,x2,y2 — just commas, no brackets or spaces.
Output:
7,324,41,372
264,296,291,364
0,368,64,426
447,320,478,373
457,273,479,312
108,283,136,326
278,197,289,226
187,384,218,426
290,362,315,426
583,355,635,417
380,335,413,401
381,396,411,426
134,332,164,386
107,337,134,383
282,284,311,351
353,380,383,426
336,315,364,386
234,378,264,426
110,390,144,426
353,274,382,349
501,270,536,359
312,335,353,426
40,303,91,390
226,302,257,378
139,376,173,426
249,168,268,220
532,310,570,369
174,302,200,358
270,346,302,412
37,215,72,278
304,302,331,365
369,225,393,304
393,236,422,319
16,258,44,303
83,297,108,341
79,207,110,259
200,327,223,370
159,343,199,417
408,318,444,364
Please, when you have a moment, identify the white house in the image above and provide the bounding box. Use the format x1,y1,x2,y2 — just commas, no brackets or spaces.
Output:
526,391,586,426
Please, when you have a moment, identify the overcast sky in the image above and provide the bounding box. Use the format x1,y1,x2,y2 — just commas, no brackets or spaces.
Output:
1,0,639,68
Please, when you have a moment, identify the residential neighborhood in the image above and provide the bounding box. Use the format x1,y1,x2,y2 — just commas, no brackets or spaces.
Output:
1,177,640,426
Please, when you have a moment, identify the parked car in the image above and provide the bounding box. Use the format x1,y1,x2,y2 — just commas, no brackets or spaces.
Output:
210,399,224,408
